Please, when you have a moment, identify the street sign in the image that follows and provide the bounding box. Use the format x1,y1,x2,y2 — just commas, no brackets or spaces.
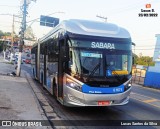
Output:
40,15,59,27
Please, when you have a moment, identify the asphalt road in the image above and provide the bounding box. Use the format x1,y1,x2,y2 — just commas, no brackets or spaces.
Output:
22,64,160,129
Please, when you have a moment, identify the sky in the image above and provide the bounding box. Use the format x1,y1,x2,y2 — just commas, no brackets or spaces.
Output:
0,0,160,57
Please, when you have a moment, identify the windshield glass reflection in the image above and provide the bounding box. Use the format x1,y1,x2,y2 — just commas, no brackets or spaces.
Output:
80,51,103,76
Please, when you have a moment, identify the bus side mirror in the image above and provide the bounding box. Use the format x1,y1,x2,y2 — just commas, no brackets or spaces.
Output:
132,57,135,65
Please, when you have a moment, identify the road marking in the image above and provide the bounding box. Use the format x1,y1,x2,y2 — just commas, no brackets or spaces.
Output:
130,92,160,109
143,99,158,103
130,92,152,101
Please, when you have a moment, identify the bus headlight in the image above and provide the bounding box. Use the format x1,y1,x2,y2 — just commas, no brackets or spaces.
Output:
66,78,82,91
124,81,132,91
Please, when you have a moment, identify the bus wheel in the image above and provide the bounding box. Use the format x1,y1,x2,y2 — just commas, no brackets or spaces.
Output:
41,73,45,89
33,69,35,78
53,78,57,97
40,73,43,83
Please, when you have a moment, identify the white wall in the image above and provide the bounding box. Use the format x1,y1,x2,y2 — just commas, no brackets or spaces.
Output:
153,34,160,62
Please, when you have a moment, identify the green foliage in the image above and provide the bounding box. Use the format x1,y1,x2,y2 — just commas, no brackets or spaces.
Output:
4,32,11,36
0,30,12,38
0,41,3,52
133,53,155,66
0,30,13,52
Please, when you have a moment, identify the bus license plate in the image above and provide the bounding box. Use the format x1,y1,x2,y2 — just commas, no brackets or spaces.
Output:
98,101,110,106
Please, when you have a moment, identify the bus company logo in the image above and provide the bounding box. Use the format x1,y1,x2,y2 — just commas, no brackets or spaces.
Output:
138,4,158,17
91,42,115,49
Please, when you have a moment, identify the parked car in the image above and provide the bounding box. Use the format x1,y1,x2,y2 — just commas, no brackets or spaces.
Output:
25,58,31,64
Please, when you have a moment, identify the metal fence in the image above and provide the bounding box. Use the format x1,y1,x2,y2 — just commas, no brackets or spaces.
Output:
132,67,147,85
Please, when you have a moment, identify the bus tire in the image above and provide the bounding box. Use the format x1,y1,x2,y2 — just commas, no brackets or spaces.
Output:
33,68,35,77
53,78,57,97
41,73,45,89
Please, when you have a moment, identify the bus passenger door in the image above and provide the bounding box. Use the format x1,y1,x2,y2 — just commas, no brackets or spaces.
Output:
35,48,38,78
58,38,69,99
58,39,64,98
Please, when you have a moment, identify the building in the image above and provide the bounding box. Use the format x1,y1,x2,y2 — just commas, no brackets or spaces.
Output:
23,39,36,53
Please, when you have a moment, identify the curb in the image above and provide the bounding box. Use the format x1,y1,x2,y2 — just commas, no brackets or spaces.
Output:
24,72,53,129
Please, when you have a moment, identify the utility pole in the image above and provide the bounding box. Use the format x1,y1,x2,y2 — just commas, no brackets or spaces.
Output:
16,0,27,76
16,0,36,76
96,15,107,22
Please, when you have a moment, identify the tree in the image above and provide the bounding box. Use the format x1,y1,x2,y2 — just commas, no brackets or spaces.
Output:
136,54,155,66
132,52,155,66
0,30,12,38
4,32,11,36
0,41,3,52
0,30,16,52
0,30,4,52
133,53,138,64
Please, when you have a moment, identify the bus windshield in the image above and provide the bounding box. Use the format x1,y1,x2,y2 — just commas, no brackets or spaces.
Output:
68,38,132,77
81,50,131,76
70,48,132,77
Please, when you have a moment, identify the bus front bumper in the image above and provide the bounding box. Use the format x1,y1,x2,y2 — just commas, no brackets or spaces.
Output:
63,86,131,107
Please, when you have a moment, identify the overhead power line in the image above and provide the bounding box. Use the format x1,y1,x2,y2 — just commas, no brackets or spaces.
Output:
0,25,12,27
96,15,107,22
0,5,19,8
133,48,160,50
135,45,157,47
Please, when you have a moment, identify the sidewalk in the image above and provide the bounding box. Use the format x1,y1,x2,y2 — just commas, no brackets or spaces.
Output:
0,54,51,129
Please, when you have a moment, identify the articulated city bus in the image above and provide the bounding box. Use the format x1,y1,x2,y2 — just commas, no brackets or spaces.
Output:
31,19,132,106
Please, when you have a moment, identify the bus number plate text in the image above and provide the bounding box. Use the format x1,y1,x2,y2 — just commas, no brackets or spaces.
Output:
98,101,110,106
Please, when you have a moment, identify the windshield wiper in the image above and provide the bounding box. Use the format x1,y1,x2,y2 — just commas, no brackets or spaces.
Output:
86,59,101,81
